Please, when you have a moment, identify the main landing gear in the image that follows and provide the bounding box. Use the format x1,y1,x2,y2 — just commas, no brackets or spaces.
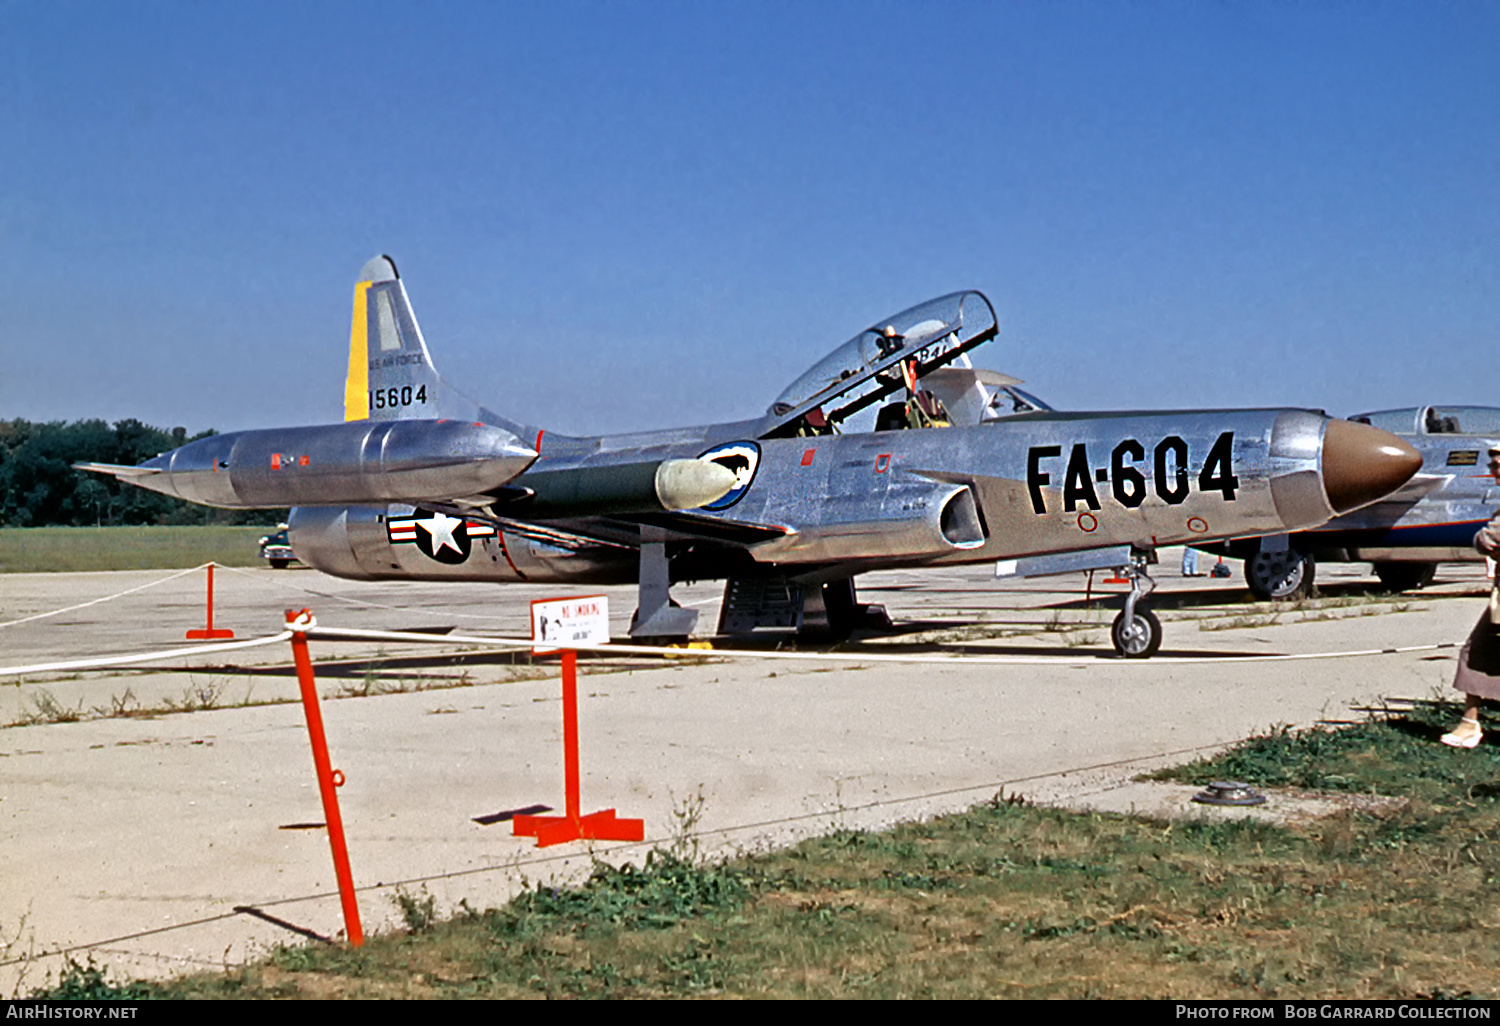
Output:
629,531,697,642
1110,550,1162,659
1245,547,1315,601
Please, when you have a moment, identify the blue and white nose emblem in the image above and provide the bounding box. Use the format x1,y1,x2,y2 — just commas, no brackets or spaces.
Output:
697,442,760,510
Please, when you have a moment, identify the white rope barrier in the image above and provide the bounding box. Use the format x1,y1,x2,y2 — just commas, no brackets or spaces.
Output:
0,616,1463,681
212,563,521,623
0,631,293,678
0,564,209,629
304,626,1461,667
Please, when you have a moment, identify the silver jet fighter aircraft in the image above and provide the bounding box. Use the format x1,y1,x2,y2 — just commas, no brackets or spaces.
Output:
81,256,1423,657
1200,405,1500,599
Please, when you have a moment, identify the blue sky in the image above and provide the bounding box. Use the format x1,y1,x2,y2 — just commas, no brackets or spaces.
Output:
3,1,1497,436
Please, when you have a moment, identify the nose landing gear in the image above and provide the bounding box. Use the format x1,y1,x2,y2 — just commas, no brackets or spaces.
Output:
1110,550,1162,659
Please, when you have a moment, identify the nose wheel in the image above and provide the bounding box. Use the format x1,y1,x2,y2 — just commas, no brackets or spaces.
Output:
1110,549,1162,658
1111,607,1162,658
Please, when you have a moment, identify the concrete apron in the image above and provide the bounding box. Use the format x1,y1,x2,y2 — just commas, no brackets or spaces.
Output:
0,587,1476,993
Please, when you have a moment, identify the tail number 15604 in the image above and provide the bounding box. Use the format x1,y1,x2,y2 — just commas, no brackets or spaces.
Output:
370,385,428,411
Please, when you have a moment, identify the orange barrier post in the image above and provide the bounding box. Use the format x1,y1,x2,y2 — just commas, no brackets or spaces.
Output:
513,649,645,848
185,563,234,640
562,649,581,822
285,609,364,946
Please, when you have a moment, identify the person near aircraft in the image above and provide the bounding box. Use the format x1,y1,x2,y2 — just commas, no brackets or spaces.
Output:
1441,447,1500,748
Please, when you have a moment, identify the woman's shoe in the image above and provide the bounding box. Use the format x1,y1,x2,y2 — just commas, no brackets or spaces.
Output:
1441,718,1484,749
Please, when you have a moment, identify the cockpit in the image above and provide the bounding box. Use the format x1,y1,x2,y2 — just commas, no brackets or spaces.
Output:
1350,406,1500,437
760,290,1052,439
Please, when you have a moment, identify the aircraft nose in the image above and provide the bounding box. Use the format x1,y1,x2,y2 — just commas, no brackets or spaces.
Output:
1320,419,1422,514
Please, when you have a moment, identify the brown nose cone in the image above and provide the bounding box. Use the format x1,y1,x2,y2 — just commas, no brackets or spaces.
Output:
1321,419,1422,514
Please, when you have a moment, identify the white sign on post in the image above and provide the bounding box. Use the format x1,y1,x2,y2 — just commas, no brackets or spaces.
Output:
530,595,610,655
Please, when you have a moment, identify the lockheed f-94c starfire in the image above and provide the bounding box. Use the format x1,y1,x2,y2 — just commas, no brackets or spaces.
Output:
80,257,1422,657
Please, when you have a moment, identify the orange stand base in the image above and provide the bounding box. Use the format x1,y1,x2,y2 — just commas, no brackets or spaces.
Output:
514,649,644,848
513,808,645,848
186,563,235,640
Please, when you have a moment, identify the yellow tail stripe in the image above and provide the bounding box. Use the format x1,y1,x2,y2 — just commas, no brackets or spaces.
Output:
344,280,372,421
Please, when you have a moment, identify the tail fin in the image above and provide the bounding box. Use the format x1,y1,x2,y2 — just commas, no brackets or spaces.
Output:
344,255,467,423
341,256,540,445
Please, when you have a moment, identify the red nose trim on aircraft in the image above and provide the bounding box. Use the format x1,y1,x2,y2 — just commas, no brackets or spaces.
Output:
1321,419,1423,514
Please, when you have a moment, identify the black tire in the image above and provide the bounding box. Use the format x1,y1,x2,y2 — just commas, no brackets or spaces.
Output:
1111,607,1162,659
269,559,290,570
1372,561,1436,592
1246,550,1314,601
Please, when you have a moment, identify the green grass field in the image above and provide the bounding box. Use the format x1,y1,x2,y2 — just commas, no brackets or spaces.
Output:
0,526,270,573
36,701,1500,1000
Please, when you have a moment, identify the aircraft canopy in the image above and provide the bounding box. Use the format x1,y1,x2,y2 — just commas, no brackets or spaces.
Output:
1351,406,1500,437
765,291,999,435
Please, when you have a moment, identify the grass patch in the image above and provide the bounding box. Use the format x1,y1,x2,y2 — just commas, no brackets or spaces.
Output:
1150,700,1500,802
59,706,1500,1000
1197,596,1423,632
28,959,157,1000
0,526,269,572
5,662,549,728
145,799,1491,999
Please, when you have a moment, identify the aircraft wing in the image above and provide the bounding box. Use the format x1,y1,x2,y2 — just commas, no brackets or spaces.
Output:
420,501,786,551
625,512,790,546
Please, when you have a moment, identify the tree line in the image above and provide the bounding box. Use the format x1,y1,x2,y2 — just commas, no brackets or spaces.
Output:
0,419,284,527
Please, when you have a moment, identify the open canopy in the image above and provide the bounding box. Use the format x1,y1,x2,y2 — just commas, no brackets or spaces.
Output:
762,291,1003,437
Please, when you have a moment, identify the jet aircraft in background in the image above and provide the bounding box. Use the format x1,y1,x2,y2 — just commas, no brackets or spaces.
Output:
80,257,1423,657
1199,406,1500,600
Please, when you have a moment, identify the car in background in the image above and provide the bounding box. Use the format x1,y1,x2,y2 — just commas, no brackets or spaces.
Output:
258,524,297,570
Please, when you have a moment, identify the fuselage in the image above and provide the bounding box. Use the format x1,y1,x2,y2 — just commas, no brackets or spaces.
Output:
289,407,1418,586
